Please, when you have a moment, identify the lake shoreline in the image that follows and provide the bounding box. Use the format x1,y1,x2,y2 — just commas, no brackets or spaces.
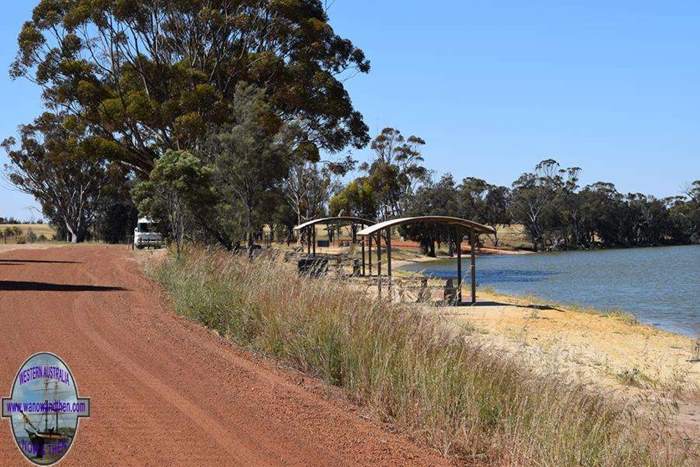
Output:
386,257,700,441
427,287,700,446
396,245,700,338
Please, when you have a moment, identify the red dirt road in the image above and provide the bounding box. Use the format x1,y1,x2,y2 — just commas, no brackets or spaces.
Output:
0,246,449,466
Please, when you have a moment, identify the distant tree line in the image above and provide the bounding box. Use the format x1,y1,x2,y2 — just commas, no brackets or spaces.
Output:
2,2,698,252
0,217,44,224
506,160,700,250
404,160,700,252
331,143,700,253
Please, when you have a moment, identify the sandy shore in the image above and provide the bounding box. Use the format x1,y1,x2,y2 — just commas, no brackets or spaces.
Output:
443,289,700,393
373,253,700,444
391,256,699,388
410,287,700,445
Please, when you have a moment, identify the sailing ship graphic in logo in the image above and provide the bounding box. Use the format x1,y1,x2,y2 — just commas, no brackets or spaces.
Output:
2,352,90,465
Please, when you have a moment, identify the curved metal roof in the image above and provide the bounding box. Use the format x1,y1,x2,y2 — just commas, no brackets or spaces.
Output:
356,216,495,236
293,216,376,231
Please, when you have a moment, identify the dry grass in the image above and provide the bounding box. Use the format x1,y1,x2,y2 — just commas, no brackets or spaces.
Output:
692,340,700,363
481,224,533,250
0,223,56,243
148,246,695,465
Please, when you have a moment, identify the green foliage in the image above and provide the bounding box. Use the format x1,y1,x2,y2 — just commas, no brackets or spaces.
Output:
13,0,371,173
203,84,293,245
2,112,109,243
508,160,700,250
133,84,300,250
133,150,214,253
333,127,427,221
329,178,377,219
95,169,139,244
403,174,461,255
285,160,340,227
364,128,428,219
400,175,510,252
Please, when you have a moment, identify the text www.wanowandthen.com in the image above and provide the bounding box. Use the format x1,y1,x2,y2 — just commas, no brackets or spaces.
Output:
5,400,87,414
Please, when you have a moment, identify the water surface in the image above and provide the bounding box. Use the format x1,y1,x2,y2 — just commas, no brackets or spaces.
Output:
400,245,700,336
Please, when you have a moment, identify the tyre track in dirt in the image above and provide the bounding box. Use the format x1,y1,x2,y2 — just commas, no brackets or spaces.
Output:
0,245,450,466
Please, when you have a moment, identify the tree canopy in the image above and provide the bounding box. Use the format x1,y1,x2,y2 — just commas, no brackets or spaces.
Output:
2,112,109,242
13,0,371,173
331,127,428,221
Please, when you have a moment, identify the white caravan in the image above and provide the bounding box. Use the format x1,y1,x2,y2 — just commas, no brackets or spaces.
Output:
134,218,163,248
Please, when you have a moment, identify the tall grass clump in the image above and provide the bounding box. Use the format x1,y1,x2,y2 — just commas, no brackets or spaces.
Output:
148,246,693,465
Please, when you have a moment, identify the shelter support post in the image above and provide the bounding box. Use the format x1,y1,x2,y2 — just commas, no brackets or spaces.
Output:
312,227,316,257
361,238,366,276
377,231,382,298
470,231,476,304
307,227,311,255
386,228,392,297
368,235,372,276
456,235,462,304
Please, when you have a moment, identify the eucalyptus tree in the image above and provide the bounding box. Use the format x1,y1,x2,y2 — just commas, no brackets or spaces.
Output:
2,112,108,243
403,174,460,256
284,154,353,227
510,159,586,250
203,83,293,248
328,177,378,220
12,0,371,173
360,128,428,219
481,184,511,246
509,160,560,251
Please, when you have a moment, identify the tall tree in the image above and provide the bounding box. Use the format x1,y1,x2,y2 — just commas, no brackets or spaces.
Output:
202,83,293,248
329,177,378,220
481,184,511,246
2,112,108,243
509,160,558,251
12,0,371,173
510,159,582,250
284,156,351,227
132,149,213,255
360,127,427,219
404,175,460,256
95,163,138,243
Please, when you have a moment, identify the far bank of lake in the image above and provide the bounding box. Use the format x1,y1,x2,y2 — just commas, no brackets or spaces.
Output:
400,244,700,337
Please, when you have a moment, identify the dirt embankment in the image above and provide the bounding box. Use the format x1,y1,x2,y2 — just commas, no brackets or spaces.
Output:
0,245,449,466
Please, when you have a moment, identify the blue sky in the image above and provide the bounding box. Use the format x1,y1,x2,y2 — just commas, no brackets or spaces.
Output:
2,1,699,219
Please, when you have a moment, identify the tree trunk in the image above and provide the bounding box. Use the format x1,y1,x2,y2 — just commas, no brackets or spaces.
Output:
65,222,78,243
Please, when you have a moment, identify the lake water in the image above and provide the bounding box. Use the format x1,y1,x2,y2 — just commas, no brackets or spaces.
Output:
400,245,700,337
